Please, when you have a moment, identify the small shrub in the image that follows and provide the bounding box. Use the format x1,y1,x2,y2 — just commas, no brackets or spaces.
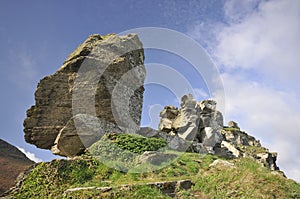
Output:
115,133,167,154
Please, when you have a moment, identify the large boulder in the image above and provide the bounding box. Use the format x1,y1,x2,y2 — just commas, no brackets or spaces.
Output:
24,33,146,157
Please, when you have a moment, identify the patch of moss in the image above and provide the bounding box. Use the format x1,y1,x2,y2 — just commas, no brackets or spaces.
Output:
114,133,167,155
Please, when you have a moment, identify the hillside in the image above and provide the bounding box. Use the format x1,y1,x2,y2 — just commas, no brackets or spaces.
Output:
3,133,300,198
0,139,34,194
4,152,300,198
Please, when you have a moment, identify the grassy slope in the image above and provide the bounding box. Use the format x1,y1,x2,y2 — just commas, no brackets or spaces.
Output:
10,152,300,199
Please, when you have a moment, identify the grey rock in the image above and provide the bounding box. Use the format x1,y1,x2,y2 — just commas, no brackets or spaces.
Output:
221,129,261,147
220,141,241,158
158,94,224,151
24,33,146,157
135,127,189,152
201,127,223,147
228,121,240,129
138,151,177,165
255,152,279,171
136,127,159,138
51,114,122,157
218,128,279,171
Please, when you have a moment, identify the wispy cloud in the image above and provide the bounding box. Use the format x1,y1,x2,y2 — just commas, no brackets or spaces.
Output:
215,0,300,85
17,147,42,163
187,0,300,182
8,46,39,90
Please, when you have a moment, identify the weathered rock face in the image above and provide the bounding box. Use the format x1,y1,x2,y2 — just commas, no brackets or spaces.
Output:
24,34,146,157
215,123,279,170
158,94,223,153
157,95,279,171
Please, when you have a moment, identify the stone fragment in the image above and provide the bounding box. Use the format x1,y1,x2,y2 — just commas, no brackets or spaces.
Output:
220,141,241,158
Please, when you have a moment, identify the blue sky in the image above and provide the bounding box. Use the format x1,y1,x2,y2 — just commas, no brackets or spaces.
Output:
1,0,300,182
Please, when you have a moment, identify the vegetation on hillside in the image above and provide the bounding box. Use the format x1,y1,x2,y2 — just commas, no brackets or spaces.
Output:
7,134,300,198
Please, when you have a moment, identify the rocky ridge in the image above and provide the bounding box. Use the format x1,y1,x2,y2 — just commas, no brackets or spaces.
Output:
156,94,279,171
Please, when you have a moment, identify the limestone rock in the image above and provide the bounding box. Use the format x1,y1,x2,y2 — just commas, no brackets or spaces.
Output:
24,33,146,157
220,141,241,158
217,128,279,170
158,94,224,152
221,128,261,147
136,127,190,152
201,127,222,148
51,114,121,157
157,94,280,171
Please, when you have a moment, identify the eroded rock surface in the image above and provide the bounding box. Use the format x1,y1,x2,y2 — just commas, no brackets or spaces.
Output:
24,34,146,157
158,94,223,153
157,95,279,171
216,123,279,170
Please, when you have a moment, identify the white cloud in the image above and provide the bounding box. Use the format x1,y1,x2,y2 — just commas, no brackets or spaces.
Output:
217,73,300,182
17,147,42,163
188,0,300,182
192,87,209,100
223,0,261,23
215,0,300,84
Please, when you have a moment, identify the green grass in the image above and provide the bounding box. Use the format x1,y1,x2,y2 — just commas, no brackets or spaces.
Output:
11,153,300,198
191,158,300,198
238,145,269,154
10,132,300,199
114,133,167,154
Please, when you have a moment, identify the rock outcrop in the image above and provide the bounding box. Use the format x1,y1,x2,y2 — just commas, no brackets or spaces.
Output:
157,94,279,171
24,34,146,157
158,94,223,154
218,126,279,170
0,139,34,194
